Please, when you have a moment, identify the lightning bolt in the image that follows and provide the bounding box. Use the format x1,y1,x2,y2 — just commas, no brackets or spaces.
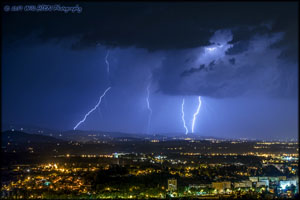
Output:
105,50,110,75
146,83,152,134
181,98,188,135
191,96,202,133
74,50,112,130
74,87,111,130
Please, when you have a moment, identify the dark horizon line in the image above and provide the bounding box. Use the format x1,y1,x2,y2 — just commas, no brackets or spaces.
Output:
2,127,298,142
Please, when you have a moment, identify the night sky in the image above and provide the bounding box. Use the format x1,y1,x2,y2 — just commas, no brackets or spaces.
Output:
2,2,298,140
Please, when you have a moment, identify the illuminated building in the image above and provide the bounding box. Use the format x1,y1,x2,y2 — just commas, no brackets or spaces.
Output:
168,178,177,192
234,181,252,188
212,181,231,192
249,177,259,182
280,180,297,190
256,180,269,188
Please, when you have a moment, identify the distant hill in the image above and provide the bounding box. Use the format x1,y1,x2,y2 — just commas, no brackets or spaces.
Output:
1,130,64,145
1,123,60,135
1,128,226,143
56,130,160,142
1,124,226,142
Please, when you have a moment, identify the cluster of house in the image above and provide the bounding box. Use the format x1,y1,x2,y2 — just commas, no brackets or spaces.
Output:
208,176,297,194
169,176,298,195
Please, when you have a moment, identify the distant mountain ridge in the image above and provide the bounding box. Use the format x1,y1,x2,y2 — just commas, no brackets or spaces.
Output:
1,124,251,142
1,124,227,141
1,130,225,144
2,124,297,142
2,130,64,145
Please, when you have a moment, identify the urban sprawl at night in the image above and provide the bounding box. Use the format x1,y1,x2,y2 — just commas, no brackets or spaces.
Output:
1,130,298,199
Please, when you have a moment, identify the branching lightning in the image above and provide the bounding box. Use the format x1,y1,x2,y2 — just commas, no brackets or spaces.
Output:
74,50,112,130
191,96,202,133
146,83,152,134
181,99,188,135
74,87,111,130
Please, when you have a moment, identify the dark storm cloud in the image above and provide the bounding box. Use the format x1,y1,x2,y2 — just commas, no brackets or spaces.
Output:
228,58,235,65
2,2,298,51
208,60,216,68
226,41,249,55
181,64,205,77
2,2,298,100
271,23,299,63
156,30,298,98
2,2,298,136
